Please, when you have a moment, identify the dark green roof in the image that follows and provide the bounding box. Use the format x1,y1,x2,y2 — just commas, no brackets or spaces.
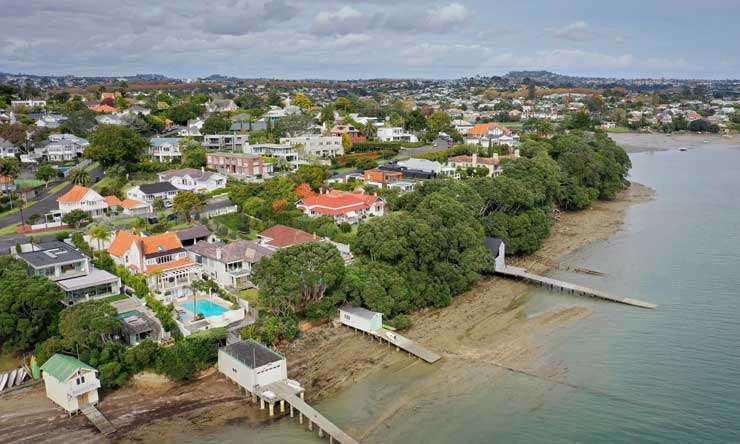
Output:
40,353,96,381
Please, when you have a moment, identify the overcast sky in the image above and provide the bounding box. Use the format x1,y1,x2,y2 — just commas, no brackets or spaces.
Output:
1,0,738,80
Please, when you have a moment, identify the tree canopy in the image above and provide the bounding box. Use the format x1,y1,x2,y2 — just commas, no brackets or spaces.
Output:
85,124,148,167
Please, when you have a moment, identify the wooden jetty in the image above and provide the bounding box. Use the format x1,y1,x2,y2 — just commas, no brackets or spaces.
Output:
497,266,657,309
80,404,117,435
368,328,441,363
266,381,360,444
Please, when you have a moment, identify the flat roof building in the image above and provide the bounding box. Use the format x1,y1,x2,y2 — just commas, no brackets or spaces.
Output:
218,340,287,391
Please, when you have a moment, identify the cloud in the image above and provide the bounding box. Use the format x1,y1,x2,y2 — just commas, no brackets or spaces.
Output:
384,2,469,32
200,0,299,35
553,21,591,41
312,6,375,35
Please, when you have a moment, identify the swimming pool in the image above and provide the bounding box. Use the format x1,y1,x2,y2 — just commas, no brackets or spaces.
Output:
181,300,229,318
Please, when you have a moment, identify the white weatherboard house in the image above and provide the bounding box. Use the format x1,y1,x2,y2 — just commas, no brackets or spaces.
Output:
339,303,382,332
40,354,100,413
57,185,108,217
218,340,287,391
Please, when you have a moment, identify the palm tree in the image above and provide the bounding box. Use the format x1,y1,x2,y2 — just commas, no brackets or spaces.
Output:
69,169,92,186
88,224,111,251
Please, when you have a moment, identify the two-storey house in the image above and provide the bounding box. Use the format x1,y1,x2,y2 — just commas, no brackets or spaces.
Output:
127,182,180,207
157,168,227,193
149,137,183,163
188,239,274,290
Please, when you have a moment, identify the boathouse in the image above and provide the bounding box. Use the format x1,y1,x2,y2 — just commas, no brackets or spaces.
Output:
485,237,506,271
40,354,100,413
339,303,382,332
218,339,287,391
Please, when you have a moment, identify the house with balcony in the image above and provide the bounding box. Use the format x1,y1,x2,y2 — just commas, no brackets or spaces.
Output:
202,134,249,151
363,168,404,188
15,240,121,306
41,354,100,414
188,239,274,290
330,124,366,144
296,190,385,224
149,137,184,163
447,152,520,177
11,99,47,109
243,143,298,163
57,185,108,217
207,152,273,180
107,230,201,302
127,182,180,207
279,135,344,158
37,134,89,162
0,137,17,158
377,126,418,143
158,168,226,193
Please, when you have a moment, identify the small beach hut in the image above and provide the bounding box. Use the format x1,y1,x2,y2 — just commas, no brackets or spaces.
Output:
40,354,100,413
339,303,382,333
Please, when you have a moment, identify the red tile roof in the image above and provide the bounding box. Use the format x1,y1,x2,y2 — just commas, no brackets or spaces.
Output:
89,104,119,113
108,230,141,257
141,232,183,255
259,224,318,248
121,198,148,210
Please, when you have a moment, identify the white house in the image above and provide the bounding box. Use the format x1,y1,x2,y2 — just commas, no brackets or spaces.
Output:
178,118,204,137
40,354,100,414
108,230,201,302
127,182,180,206
218,340,287,392
11,99,46,108
39,134,89,162
243,143,298,162
36,114,67,128
205,99,238,113
187,239,274,290
279,135,344,158
339,303,383,332
57,185,108,217
0,138,17,158
158,168,227,193
377,126,418,143
202,134,249,151
149,137,183,163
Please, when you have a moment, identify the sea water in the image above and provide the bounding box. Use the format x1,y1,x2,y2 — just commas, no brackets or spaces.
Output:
181,143,740,443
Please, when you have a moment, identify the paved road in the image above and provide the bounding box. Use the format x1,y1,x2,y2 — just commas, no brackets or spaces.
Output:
0,165,103,229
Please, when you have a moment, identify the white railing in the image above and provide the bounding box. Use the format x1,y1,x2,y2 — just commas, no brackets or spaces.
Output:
67,379,101,397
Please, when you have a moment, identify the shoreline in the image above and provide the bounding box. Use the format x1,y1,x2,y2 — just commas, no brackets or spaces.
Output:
610,132,737,153
0,182,655,444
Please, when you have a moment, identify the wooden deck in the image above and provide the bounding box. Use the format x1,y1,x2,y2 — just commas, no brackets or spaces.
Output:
497,266,657,309
80,404,116,435
268,381,359,444
369,328,441,363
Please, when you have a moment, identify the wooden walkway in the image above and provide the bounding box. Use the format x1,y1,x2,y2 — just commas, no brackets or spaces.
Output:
268,381,359,444
368,328,441,363
497,266,657,309
80,404,116,436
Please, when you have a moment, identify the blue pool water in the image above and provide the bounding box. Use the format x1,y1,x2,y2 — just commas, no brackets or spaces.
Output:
181,300,229,318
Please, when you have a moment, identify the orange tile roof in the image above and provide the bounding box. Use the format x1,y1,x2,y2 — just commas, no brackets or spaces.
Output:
299,190,383,216
259,224,318,248
58,185,93,203
104,195,122,206
145,257,195,274
0,175,13,184
108,230,141,257
89,104,119,113
468,123,494,136
121,198,148,210
141,232,183,255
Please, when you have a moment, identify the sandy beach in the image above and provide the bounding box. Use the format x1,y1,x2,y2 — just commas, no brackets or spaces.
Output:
610,132,737,153
0,181,654,444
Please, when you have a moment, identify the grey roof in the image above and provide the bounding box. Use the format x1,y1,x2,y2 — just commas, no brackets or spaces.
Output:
119,309,160,335
230,120,266,131
339,303,379,321
159,168,219,182
188,239,273,263
139,182,178,195
221,340,284,369
56,268,119,291
174,224,212,242
202,198,236,212
17,241,86,267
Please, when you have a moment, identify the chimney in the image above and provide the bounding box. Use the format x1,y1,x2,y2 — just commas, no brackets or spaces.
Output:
472,153,478,166
514,149,521,158
201,166,205,173
493,153,499,161
216,248,222,260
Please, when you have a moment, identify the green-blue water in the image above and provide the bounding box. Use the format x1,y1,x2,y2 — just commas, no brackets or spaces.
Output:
182,143,740,443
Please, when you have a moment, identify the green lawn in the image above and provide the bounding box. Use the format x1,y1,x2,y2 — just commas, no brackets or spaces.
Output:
0,351,21,372
239,288,260,306
100,294,129,304
606,126,631,133
0,223,19,236
93,175,118,192
48,181,70,194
